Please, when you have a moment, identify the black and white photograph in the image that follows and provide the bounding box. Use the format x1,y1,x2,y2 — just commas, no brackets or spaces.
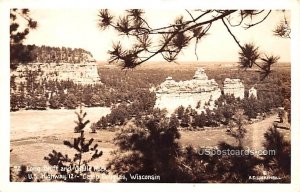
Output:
1,0,300,191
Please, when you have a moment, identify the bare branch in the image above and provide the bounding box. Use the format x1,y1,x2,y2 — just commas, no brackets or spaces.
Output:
221,18,244,50
244,10,272,29
183,10,236,33
185,9,195,22
194,23,211,60
136,11,233,66
194,38,199,60
226,11,244,27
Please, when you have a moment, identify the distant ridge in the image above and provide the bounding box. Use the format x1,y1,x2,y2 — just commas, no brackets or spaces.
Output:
97,60,290,70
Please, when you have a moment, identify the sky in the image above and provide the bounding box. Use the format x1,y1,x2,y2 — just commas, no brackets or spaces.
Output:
23,9,291,62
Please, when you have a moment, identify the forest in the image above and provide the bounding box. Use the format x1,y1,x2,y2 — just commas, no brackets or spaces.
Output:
11,44,94,68
10,64,291,127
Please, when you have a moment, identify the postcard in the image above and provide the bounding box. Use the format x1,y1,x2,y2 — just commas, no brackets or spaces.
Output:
1,0,299,191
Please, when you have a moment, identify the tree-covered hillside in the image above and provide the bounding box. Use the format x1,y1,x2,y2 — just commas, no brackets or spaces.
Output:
14,45,95,64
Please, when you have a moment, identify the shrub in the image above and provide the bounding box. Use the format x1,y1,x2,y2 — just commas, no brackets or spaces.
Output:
64,93,78,109
49,95,61,109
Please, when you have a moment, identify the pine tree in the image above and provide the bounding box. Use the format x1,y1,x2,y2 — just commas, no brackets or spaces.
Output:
10,9,38,69
44,106,103,182
64,93,78,109
227,109,247,147
194,112,206,128
181,113,190,128
169,114,179,128
74,105,90,133
263,127,290,180
10,94,19,111
107,114,182,182
97,9,285,79
176,105,185,119
49,95,61,109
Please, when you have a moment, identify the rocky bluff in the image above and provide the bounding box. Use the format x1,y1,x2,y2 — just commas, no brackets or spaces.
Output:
155,68,254,113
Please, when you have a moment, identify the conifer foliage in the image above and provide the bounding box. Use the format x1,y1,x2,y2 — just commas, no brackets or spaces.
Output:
97,9,285,78
74,106,90,133
107,111,191,182
44,106,103,182
10,9,38,69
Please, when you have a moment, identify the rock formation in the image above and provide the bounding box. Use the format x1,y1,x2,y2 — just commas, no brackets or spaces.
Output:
155,68,221,113
249,87,257,99
155,68,251,114
223,78,245,99
12,62,101,85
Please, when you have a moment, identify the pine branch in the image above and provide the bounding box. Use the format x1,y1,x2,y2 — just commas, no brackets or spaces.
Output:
244,10,272,29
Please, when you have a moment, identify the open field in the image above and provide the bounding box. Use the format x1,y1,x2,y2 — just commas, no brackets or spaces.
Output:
180,115,290,151
10,107,290,179
10,107,113,182
10,107,111,140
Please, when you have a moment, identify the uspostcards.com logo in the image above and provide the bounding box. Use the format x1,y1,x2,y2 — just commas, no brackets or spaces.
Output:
198,147,276,156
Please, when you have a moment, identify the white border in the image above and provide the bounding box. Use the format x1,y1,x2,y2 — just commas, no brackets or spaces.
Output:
1,0,299,192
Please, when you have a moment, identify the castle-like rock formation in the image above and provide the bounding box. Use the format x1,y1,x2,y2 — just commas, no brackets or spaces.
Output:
155,68,247,113
155,68,222,113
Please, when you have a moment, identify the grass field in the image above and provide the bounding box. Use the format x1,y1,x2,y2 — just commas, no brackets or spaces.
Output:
10,107,290,180
10,106,111,140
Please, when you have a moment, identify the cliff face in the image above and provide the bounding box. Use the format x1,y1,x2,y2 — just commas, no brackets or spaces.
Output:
11,45,101,85
155,68,247,114
12,62,101,85
155,68,222,113
223,78,245,99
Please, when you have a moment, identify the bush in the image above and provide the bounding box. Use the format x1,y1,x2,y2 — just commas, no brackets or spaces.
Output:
64,93,78,109
193,112,206,128
49,95,61,109
26,95,47,110
90,94,102,107
176,106,185,119
97,116,108,129
10,94,19,111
